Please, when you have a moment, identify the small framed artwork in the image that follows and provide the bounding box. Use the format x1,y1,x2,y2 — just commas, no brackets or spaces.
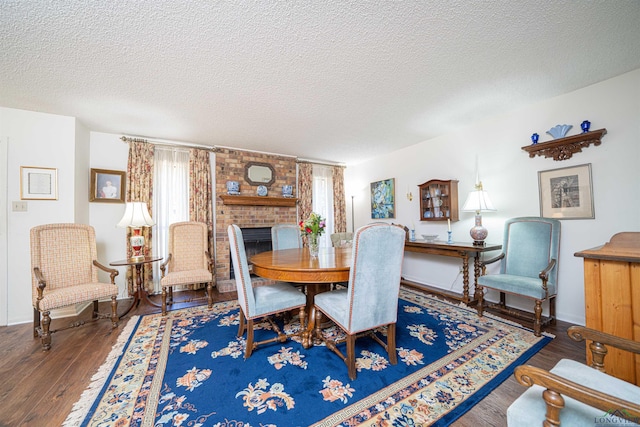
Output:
370,178,395,219
538,163,594,219
20,166,58,200
90,168,126,203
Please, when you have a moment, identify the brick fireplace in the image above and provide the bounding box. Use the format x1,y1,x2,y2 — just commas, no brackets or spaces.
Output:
214,148,298,292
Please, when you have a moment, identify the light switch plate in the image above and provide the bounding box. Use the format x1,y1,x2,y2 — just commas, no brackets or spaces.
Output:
12,201,27,212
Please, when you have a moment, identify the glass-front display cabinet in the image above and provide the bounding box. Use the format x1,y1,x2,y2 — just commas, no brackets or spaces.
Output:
419,179,459,222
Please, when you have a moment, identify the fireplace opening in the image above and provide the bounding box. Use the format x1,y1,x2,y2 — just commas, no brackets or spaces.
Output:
230,227,272,280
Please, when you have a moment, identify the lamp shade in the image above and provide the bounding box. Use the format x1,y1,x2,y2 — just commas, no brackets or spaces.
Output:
117,202,155,228
461,189,496,213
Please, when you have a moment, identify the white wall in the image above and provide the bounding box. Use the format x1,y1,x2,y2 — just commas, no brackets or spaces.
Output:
345,68,640,325
88,132,130,298
2,107,79,325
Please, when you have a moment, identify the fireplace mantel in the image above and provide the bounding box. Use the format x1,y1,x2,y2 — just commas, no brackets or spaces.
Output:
219,195,298,207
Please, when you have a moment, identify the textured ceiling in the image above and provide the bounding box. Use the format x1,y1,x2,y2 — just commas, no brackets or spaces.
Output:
1,1,639,164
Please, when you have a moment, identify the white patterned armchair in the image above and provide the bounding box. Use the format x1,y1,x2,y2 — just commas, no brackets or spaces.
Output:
160,221,214,315
30,223,119,351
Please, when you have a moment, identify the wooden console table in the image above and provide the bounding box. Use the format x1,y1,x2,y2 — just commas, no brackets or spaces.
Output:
403,240,501,304
575,232,640,385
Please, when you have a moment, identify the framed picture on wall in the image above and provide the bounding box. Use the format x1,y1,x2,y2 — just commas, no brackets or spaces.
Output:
538,163,594,219
90,168,126,203
20,166,58,200
370,178,395,219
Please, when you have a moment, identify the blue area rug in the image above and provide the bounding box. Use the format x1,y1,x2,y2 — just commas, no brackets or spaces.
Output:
64,287,552,426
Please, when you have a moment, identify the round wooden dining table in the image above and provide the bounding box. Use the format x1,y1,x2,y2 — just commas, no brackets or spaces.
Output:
250,246,351,348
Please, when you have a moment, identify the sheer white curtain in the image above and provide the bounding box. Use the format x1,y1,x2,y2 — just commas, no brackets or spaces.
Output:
312,164,335,248
152,147,190,291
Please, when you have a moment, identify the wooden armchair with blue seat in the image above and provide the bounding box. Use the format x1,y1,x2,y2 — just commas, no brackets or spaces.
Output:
229,224,307,358
313,223,406,380
271,223,302,250
476,216,561,336
507,325,640,426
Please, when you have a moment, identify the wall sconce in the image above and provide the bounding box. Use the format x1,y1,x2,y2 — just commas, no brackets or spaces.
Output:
406,186,413,201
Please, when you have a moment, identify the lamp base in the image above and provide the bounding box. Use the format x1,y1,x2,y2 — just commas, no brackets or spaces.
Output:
130,228,145,261
469,213,488,246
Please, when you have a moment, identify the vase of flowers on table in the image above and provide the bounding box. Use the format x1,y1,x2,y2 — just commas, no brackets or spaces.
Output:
299,212,326,258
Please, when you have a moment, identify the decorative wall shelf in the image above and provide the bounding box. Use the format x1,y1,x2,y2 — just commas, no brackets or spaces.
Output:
220,195,297,207
521,128,607,161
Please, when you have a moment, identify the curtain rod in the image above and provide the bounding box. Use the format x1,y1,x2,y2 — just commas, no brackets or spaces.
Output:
296,158,346,168
121,135,215,151
214,144,297,159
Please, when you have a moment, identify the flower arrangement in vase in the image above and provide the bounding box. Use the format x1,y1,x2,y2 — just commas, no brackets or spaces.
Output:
299,212,326,258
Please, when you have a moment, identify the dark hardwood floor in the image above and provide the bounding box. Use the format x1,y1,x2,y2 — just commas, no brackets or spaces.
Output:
0,288,585,427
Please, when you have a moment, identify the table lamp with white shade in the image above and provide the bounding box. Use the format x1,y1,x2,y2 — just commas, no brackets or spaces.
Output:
117,201,155,260
461,179,496,246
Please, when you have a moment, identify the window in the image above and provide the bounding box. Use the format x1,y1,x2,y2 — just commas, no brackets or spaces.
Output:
312,164,335,248
151,147,189,290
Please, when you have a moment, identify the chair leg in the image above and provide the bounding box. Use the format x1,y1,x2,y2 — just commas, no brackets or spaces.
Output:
244,318,255,359
499,292,506,308
477,285,485,317
206,283,213,309
111,296,118,327
41,310,52,351
92,300,99,319
33,308,40,338
533,300,542,337
238,309,246,337
387,323,397,365
162,287,168,316
550,296,557,325
168,287,174,304
346,334,357,380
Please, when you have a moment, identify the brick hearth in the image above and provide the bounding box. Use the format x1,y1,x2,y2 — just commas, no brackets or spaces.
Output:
214,148,298,292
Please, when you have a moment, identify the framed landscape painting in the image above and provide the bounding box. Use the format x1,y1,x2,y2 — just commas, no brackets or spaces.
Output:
538,163,594,219
370,178,395,219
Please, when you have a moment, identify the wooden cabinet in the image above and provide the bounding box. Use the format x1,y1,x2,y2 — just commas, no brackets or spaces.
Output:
418,179,458,222
575,232,640,386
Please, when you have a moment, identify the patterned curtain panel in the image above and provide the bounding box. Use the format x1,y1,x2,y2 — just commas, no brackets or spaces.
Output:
298,162,313,226
125,141,155,293
332,166,346,233
189,148,213,254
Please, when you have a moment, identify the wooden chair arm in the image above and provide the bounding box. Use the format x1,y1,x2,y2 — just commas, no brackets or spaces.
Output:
538,258,556,280
93,260,119,284
33,267,46,299
514,365,640,424
160,253,172,277
479,252,504,268
568,325,640,370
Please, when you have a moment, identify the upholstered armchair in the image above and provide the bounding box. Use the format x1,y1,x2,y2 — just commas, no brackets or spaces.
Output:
228,224,307,358
508,326,640,426
314,223,406,380
160,221,214,315
30,223,119,351
330,232,354,248
477,217,561,336
271,223,302,250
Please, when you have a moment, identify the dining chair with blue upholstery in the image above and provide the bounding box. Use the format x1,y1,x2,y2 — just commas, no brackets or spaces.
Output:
229,224,307,358
476,216,561,336
271,223,302,250
313,223,406,380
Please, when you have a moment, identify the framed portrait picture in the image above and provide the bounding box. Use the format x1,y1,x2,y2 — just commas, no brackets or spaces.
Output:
538,163,594,219
370,178,395,219
20,166,58,200
90,168,126,203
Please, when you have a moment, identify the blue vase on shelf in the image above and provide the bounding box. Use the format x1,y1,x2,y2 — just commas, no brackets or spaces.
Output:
581,120,591,133
531,133,539,144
